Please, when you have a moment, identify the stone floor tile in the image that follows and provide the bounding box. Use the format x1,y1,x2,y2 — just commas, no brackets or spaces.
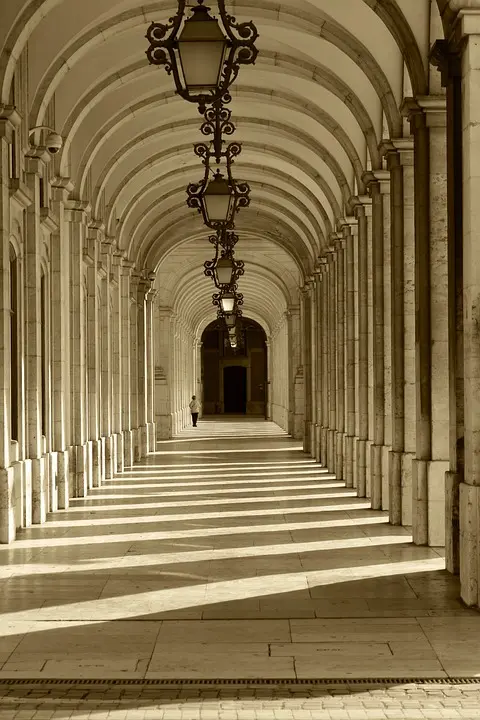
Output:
0,419,478,701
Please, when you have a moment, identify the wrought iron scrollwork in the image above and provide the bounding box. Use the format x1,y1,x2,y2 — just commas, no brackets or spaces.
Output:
146,0,258,112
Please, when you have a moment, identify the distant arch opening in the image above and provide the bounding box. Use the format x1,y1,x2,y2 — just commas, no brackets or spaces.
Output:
201,317,267,417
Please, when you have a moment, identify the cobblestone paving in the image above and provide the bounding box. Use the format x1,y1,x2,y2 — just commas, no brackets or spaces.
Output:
1,683,480,719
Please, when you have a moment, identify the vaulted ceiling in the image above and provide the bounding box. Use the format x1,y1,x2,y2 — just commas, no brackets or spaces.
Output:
0,0,447,336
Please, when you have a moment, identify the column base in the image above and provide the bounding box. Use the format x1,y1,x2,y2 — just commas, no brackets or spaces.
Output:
327,429,336,474
365,440,373,499
459,483,480,607
156,415,172,440
123,430,134,468
335,431,345,480
32,456,47,525
91,439,103,488
104,435,115,479
70,443,88,498
345,435,355,488
0,466,15,544
146,422,156,453
445,470,460,575
388,450,402,525
23,459,33,527
131,427,141,463
428,459,448,547
114,433,124,473
314,424,321,463
303,422,312,454
355,439,367,498
12,460,23,531
402,451,415,527
84,441,93,490
412,458,428,546
381,445,391,511
370,444,383,510
138,424,148,459
309,422,316,459
56,449,70,510
411,457,449,546
320,427,328,466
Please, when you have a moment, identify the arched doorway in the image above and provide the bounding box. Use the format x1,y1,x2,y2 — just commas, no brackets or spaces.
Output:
201,317,267,417
224,366,247,414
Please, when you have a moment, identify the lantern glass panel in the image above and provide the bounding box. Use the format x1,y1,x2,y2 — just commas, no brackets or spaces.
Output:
178,9,228,93
215,256,234,286
221,293,235,313
204,174,233,223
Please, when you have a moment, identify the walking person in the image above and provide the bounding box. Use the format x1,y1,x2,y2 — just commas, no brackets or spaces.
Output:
189,395,200,427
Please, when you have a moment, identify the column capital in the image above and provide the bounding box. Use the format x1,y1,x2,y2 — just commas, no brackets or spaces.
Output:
121,258,135,275
100,238,114,257
65,200,90,225
156,305,175,319
286,303,300,316
51,176,75,199
401,96,447,129
362,170,391,195
379,137,414,166
430,38,462,87
453,8,480,43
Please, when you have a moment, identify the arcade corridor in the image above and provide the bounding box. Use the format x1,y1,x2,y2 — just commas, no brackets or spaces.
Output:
0,419,477,684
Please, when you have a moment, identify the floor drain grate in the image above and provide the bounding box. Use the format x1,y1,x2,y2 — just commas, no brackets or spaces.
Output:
1,678,480,687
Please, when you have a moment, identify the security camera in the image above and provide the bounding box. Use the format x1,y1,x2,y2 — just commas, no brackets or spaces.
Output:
45,132,63,154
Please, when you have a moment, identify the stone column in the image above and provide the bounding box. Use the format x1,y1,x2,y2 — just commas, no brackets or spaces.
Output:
110,252,123,472
65,202,89,497
314,270,324,463
50,180,72,508
129,273,140,462
120,260,133,467
383,140,415,525
84,228,101,488
286,305,303,439
431,38,464,575
364,173,390,510
326,250,337,473
334,236,346,479
308,279,317,457
402,97,449,546
423,97,449,547
24,154,49,523
456,11,480,606
373,172,392,510
137,276,151,459
154,305,175,439
343,224,356,488
264,339,271,420
354,203,369,497
0,107,21,542
99,238,114,479
400,140,416,526
301,286,312,453
145,286,157,452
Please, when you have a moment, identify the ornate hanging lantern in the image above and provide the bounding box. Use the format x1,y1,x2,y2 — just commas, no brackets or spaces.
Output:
213,289,243,315
146,0,258,113
204,229,244,289
187,141,250,230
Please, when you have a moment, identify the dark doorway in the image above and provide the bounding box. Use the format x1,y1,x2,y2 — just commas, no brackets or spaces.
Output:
224,366,247,414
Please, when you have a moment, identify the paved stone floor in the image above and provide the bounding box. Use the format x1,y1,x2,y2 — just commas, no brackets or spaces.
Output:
1,418,480,718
